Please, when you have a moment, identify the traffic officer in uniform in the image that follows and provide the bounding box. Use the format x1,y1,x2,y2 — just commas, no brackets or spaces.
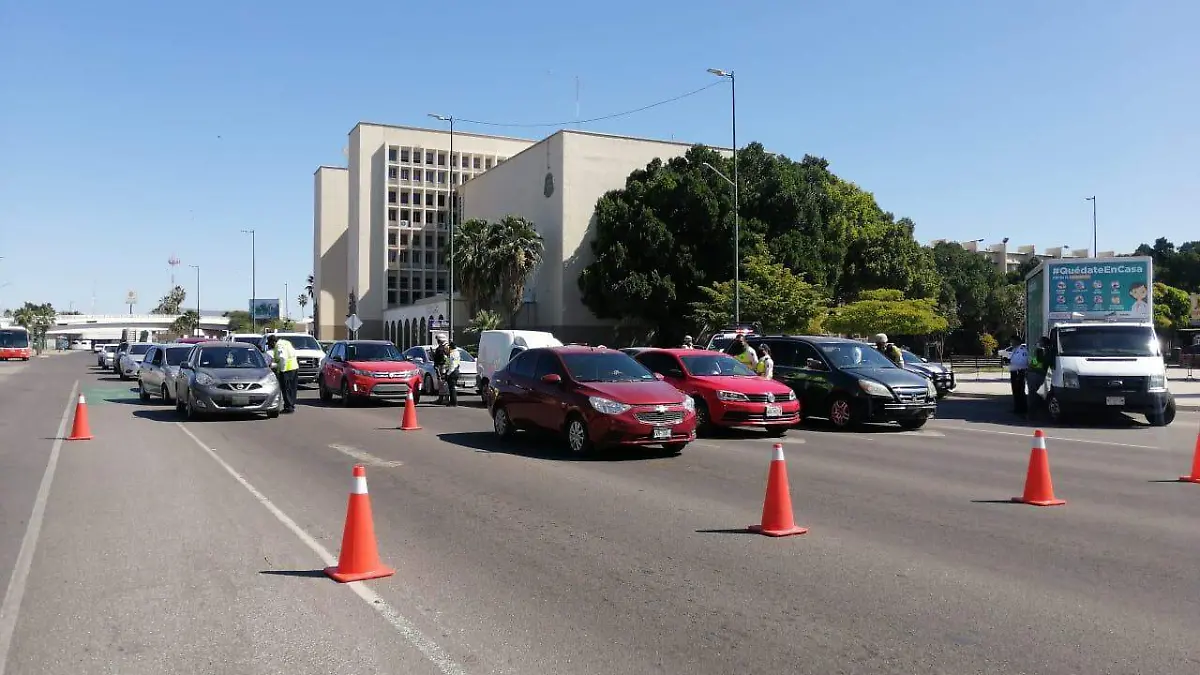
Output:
441,341,462,407
873,333,904,367
266,333,299,414
725,334,759,370
1006,336,1030,415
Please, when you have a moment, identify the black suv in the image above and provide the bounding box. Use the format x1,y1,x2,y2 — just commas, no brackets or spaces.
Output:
709,335,938,429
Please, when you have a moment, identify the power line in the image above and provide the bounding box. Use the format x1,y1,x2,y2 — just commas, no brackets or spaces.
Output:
456,80,725,128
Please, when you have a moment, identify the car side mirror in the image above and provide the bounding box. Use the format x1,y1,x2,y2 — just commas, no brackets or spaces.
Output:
541,373,562,384
805,358,825,371
653,372,666,381
666,369,684,378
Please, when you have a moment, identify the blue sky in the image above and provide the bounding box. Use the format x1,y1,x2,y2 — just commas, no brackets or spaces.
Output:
1,0,1196,315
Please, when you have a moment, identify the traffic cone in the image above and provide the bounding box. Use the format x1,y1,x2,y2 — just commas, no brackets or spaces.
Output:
66,394,93,441
324,465,395,583
399,390,421,431
1012,429,1065,506
748,443,808,537
1179,428,1200,483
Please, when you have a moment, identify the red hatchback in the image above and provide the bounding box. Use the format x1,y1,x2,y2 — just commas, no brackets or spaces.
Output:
319,340,423,406
489,346,697,455
633,348,800,436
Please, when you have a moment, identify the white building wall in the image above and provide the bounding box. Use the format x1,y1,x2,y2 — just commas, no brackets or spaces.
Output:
313,166,349,340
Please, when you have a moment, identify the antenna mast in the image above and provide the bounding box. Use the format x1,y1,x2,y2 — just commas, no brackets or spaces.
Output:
168,254,181,288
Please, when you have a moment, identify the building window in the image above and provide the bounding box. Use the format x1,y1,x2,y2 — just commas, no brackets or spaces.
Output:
412,211,422,223
437,171,446,184
473,156,481,169
485,158,493,169
400,209,410,222
388,208,398,223
400,168,410,181
400,192,409,204
388,166,398,181
437,278,446,292
388,290,398,305
388,250,398,265
425,193,434,207
424,234,434,247
426,210,437,225
410,191,419,204
437,235,446,248
400,233,409,246
437,211,446,225
425,151,434,165
498,156,508,163
388,147,398,162
399,276,409,289
437,194,446,207
462,154,470,169
425,277,434,290
425,170,435,183
388,231,398,246
400,148,410,162
437,152,446,166
388,189,397,204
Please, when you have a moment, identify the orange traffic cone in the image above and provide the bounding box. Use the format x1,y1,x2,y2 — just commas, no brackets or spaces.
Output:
749,443,808,537
66,394,93,441
399,390,421,431
325,465,395,583
1179,428,1200,483
1012,429,1065,506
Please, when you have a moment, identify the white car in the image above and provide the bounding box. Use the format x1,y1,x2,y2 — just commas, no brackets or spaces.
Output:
997,346,1017,365
402,345,479,397
118,343,155,380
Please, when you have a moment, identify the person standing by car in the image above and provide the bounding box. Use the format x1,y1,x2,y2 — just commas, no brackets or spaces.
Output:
1025,336,1052,417
725,334,759,370
873,334,904,367
432,335,448,404
266,334,299,414
441,341,462,407
755,343,775,379
680,335,695,349
1007,336,1030,415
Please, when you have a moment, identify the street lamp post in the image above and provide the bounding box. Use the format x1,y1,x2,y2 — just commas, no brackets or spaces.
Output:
429,113,456,338
189,265,200,337
707,68,739,324
1085,196,1097,255
241,229,256,332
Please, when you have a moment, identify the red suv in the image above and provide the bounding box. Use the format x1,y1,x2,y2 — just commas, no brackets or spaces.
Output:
633,348,800,436
489,346,696,455
319,340,423,406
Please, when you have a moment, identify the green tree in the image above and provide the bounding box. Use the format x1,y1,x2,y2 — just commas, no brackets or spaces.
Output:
691,255,826,335
223,310,253,333
448,216,544,324
1134,238,1200,291
12,302,56,351
979,333,999,357
987,283,1026,342
170,310,199,336
929,242,1002,334
840,215,940,301
297,294,308,318
152,286,187,314
1152,281,1191,331
825,291,948,337
492,215,545,326
464,309,503,334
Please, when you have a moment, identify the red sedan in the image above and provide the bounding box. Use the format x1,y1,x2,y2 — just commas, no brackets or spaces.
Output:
633,348,800,436
318,340,422,406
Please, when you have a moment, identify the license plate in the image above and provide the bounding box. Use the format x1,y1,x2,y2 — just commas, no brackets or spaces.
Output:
1106,396,1125,406
231,395,250,406
652,427,671,440
765,404,783,418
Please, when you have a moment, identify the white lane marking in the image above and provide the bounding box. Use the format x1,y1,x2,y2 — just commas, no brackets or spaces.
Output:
329,443,404,468
929,423,1159,450
0,381,78,675
175,423,465,675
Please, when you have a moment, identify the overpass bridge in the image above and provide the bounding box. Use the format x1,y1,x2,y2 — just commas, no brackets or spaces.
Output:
40,313,233,342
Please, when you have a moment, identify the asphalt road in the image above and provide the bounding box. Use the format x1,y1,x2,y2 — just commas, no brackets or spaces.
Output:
2,353,1199,674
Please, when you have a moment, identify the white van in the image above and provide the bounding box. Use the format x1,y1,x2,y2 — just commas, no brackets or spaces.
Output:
476,330,562,397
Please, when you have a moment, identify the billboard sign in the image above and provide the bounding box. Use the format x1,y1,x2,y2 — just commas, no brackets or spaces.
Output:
249,298,280,321
1190,293,1200,327
1045,258,1152,321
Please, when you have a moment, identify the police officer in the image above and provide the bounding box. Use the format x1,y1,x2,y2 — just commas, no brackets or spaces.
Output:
1026,336,1052,417
442,341,462,407
432,335,448,404
266,333,299,414
755,343,775,379
873,333,904,367
725,334,759,370
1006,336,1030,414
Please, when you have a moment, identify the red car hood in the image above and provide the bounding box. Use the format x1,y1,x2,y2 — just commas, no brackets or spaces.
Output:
690,375,793,394
347,360,419,375
582,381,686,406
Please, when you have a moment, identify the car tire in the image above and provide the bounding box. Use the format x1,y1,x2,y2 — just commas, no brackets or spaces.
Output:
1046,393,1067,424
318,378,332,403
161,384,172,403
340,380,353,407
565,414,594,456
492,404,514,439
185,394,200,421
828,395,857,429
266,410,280,419
1147,400,1176,427
138,381,150,402
898,417,928,430
662,442,686,454
693,398,713,435
175,390,186,413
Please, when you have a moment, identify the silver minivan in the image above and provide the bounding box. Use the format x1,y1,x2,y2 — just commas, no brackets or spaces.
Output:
138,344,195,402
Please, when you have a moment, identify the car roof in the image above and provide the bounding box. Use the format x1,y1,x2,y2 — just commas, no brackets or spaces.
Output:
196,340,255,348
543,345,620,354
639,347,726,356
340,339,392,345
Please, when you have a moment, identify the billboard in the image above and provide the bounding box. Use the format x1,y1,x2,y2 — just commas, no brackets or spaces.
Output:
1190,293,1200,327
1045,258,1152,321
249,298,280,321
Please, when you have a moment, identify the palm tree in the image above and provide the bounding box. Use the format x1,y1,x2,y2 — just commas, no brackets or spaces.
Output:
297,294,309,315
448,218,502,315
464,309,502,334
304,274,314,299
492,215,544,326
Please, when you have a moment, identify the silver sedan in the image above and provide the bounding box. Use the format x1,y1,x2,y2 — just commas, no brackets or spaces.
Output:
137,344,194,402
172,342,282,419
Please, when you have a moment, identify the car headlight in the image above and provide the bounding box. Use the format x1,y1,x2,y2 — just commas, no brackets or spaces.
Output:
786,390,797,401
682,396,695,412
858,379,891,397
1148,373,1167,391
1061,370,1079,389
588,396,631,415
716,390,749,402
195,372,216,386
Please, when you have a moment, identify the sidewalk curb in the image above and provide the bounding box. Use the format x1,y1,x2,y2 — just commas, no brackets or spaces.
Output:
950,391,1200,411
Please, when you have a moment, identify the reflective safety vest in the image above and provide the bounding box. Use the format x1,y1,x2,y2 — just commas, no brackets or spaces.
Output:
445,348,462,375
273,339,299,372
879,344,903,366
756,355,774,377
735,350,755,368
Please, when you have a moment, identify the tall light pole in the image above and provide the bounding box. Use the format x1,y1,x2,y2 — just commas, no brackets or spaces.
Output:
189,265,200,336
707,67,739,324
428,113,456,337
1085,196,1097,255
241,229,256,332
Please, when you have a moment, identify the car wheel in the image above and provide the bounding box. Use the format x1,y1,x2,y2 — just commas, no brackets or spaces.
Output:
318,378,332,403
423,375,434,395
1046,393,1066,423
565,414,593,455
828,395,856,429
175,389,186,412
492,404,514,439
766,425,789,437
898,417,928,430
1147,400,1176,427
161,384,172,403
185,393,200,420
138,381,150,402
266,410,280,419
340,380,353,407
693,398,713,435
662,442,686,454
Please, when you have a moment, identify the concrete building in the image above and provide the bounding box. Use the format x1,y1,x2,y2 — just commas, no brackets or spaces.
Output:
929,239,1119,274
313,166,349,339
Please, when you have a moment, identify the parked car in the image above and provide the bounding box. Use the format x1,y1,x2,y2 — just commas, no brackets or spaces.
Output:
899,349,956,398
229,333,266,351
118,343,154,380
98,344,118,367
632,348,800,435
402,345,479,398
111,341,130,374
744,336,938,430
489,346,696,455
172,341,282,419
137,344,194,402
319,340,423,406
476,329,562,401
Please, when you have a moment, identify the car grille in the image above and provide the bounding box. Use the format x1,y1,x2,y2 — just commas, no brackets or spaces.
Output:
1079,375,1148,392
363,371,413,379
216,395,269,407
893,387,931,404
745,392,788,403
634,409,686,425
298,358,319,369
217,382,264,391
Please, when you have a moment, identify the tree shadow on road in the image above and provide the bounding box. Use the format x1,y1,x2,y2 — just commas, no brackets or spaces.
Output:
437,431,677,462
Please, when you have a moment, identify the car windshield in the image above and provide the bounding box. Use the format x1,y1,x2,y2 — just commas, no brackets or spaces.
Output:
345,343,403,361
1057,326,1159,357
455,348,475,362
129,344,152,355
901,351,925,365
197,347,267,369
163,348,191,366
0,330,29,348
818,342,898,369
679,353,756,376
233,337,263,348
277,335,321,351
562,352,656,383
103,345,116,353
